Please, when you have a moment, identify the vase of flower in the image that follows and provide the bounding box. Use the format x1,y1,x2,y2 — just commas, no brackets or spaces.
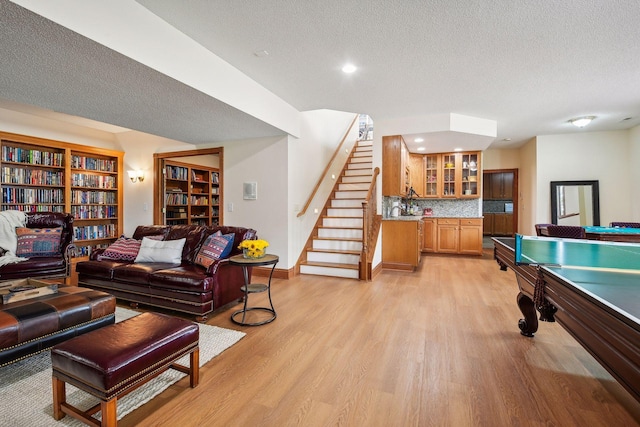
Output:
239,239,269,259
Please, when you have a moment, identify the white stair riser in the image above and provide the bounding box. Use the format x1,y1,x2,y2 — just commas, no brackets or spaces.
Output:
353,151,372,158
335,191,367,199
327,208,363,217
318,228,363,239
323,218,362,227
331,199,363,208
307,251,360,264
357,141,372,148
348,162,372,170
299,265,359,279
344,169,372,177
313,239,363,251
351,156,372,163
341,176,371,184
338,183,369,191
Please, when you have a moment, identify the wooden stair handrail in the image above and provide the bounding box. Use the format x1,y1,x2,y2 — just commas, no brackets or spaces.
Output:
297,114,359,217
360,167,380,281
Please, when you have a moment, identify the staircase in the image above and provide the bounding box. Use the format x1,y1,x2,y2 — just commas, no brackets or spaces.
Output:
299,140,373,279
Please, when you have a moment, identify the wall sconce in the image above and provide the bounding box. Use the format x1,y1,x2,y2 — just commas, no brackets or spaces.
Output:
128,170,145,183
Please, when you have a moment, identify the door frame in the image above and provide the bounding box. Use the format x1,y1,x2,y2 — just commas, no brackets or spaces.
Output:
483,168,518,236
153,147,223,225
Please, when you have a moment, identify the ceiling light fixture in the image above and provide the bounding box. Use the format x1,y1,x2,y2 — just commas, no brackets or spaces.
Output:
341,64,357,74
454,148,463,152
569,116,596,128
414,138,424,143
417,147,425,151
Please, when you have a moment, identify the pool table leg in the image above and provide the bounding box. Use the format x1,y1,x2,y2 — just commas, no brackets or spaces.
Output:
517,292,538,337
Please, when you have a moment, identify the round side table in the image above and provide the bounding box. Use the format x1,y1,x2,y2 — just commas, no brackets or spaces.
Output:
229,253,278,326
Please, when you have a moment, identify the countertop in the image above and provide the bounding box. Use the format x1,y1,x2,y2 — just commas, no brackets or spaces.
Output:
383,216,483,221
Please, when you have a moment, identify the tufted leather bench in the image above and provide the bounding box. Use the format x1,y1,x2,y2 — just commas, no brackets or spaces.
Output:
51,312,199,427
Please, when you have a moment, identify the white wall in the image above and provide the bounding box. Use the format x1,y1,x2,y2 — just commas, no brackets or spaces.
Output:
482,148,521,170
630,125,640,219
518,138,537,235
536,131,631,228
208,135,290,265
0,107,118,149
114,131,196,235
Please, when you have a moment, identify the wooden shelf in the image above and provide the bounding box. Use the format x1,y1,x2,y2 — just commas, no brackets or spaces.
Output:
0,131,124,261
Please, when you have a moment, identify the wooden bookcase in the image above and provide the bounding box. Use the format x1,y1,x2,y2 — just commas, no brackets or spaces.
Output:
163,160,220,226
0,131,124,263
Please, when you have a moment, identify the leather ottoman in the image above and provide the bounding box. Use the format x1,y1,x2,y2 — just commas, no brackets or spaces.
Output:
51,312,199,427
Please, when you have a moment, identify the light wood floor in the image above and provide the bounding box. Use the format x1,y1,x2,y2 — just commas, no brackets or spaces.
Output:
122,249,640,426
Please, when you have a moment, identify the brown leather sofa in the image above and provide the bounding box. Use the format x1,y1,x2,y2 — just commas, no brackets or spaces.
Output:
0,212,75,281
76,224,257,320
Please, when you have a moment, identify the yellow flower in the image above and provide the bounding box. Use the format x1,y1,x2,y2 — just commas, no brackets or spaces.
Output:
238,239,269,251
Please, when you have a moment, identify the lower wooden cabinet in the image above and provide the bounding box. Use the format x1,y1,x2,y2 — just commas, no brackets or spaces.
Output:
483,213,513,236
422,218,483,255
422,218,437,252
382,220,422,270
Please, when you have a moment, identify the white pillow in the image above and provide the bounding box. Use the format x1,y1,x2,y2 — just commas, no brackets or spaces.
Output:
134,237,186,264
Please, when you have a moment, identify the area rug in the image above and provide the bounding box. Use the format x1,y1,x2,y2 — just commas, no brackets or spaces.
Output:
0,307,245,426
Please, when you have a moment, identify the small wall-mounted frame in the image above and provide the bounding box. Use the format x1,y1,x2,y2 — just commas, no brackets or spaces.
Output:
243,182,257,200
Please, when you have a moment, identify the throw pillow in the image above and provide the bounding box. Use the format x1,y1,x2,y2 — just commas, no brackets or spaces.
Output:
15,227,62,257
194,232,235,268
98,236,142,262
134,237,186,264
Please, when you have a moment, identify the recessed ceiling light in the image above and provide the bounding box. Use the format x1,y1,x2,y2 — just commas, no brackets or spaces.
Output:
454,148,463,152
502,138,512,141
414,138,424,143
569,116,596,128
342,64,357,74
417,147,425,151
253,50,269,57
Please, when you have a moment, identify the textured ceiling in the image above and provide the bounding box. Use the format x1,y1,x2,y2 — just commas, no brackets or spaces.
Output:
0,0,285,143
2,0,640,149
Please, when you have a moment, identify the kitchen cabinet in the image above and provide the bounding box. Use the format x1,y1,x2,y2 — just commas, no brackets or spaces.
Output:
409,154,425,197
483,214,494,235
436,218,459,253
422,218,437,252
382,220,422,270
382,135,410,196
493,213,513,236
483,172,513,200
459,218,483,255
434,151,481,198
483,213,513,236
382,138,481,199
432,218,483,255
423,154,440,197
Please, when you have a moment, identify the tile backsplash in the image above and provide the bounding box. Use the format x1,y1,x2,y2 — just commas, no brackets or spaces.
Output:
383,197,481,218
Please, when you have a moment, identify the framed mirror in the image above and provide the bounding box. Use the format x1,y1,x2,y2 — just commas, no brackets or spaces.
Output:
550,180,600,226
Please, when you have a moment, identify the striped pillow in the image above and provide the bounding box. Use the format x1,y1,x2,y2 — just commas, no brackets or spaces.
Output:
15,227,62,257
194,232,234,268
98,237,142,261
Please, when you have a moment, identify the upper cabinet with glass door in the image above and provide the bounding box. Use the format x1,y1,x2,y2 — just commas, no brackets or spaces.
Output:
422,151,481,199
460,152,480,197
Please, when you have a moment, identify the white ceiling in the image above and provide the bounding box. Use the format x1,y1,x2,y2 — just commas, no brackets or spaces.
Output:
2,0,640,150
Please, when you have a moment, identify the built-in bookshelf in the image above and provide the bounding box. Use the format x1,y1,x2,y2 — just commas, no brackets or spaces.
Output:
0,132,124,261
163,160,220,226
